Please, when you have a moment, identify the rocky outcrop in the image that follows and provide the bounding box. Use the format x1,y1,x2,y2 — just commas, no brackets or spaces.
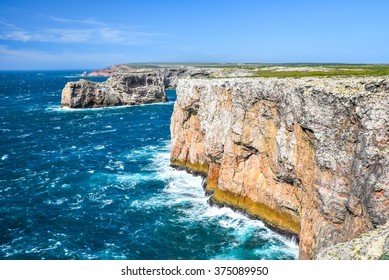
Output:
170,77,389,259
84,65,221,88
61,72,167,108
83,63,264,91
88,69,113,77
161,68,216,88
317,221,389,260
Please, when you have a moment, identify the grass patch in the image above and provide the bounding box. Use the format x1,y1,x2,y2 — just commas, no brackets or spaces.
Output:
201,64,389,78
253,64,389,78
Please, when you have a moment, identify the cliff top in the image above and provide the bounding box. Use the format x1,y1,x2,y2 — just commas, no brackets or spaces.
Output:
178,75,389,96
92,63,389,79
207,64,389,78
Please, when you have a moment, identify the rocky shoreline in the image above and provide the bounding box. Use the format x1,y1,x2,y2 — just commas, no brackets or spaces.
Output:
61,65,218,108
61,63,389,259
170,76,389,259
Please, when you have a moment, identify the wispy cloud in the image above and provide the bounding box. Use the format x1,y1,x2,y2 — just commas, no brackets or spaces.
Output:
0,44,59,67
0,44,133,69
0,16,162,45
49,16,106,26
0,20,31,41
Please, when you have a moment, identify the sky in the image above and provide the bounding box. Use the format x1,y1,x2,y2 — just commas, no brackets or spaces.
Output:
0,0,388,69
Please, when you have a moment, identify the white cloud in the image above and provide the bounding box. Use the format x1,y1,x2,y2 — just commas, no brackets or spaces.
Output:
0,44,132,69
0,17,162,45
44,28,95,43
0,44,58,63
0,20,31,42
49,16,106,26
100,27,124,43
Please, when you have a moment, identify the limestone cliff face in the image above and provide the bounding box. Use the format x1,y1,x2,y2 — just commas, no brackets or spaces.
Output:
170,77,389,259
317,220,389,260
161,68,216,88
61,72,167,108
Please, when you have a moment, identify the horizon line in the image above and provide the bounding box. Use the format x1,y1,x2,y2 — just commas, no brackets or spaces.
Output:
2,61,389,71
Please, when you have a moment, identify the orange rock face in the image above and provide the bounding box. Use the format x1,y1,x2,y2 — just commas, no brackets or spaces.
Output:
170,77,389,259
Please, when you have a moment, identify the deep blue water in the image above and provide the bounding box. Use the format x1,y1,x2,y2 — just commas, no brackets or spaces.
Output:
0,71,298,260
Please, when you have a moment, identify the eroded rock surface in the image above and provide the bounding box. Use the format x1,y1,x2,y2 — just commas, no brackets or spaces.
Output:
170,77,389,259
317,221,389,260
61,72,167,108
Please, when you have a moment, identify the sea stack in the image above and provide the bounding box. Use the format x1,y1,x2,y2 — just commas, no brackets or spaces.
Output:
170,76,389,259
61,72,167,108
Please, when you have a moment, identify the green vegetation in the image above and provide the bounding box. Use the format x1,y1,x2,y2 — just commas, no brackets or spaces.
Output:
111,62,389,78
202,64,389,78
253,64,389,78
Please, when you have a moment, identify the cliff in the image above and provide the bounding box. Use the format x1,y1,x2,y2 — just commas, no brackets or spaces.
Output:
170,76,389,259
87,65,218,88
61,72,167,108
160,67,217,88
88,69,113,77
317,220,389,260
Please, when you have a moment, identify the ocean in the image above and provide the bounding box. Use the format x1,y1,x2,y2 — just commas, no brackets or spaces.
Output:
0,71,298,260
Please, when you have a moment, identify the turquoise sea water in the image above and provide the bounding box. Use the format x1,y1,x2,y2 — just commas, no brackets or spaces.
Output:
0,71,298,260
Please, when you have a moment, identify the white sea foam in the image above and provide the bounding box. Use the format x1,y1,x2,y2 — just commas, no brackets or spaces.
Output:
87,129,116,135
56,140,298,259
1,154,8,160
100,199,113,208
145,141,299,259
114,173,154,185
44,198,68,206
105,159,124,171
46,101,171,113
94,145,105,150
63,74,82,78
16,133,32,139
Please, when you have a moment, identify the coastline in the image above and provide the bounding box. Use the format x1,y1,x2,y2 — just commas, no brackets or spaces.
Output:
170,76,389,259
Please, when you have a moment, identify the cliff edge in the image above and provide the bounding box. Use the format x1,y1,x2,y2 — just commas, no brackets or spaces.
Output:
170,76,389,259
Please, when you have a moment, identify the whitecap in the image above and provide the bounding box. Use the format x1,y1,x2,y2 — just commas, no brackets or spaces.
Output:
16,133,31,138
44,198,67,206
0,187,11,193
1,154,8,160
101,199,113,206
94,145,105,150
87,129,116,135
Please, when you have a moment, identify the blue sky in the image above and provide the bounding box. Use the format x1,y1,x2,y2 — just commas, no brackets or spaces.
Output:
0,0,388,69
